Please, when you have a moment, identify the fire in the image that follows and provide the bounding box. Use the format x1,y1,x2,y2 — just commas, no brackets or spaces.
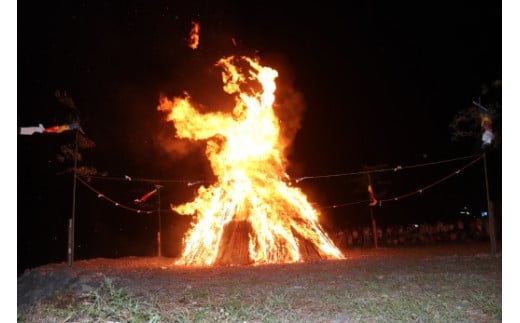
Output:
188,21,200,50
158,56,344,266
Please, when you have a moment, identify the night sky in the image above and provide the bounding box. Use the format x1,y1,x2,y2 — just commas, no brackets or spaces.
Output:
17,1,503,273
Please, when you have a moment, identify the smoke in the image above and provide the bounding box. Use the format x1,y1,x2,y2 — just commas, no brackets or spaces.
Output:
159,136,202,158
276,85,305,160
264,54,306,166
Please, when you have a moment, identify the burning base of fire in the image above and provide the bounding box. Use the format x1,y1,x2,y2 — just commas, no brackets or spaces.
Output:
213,220,327,266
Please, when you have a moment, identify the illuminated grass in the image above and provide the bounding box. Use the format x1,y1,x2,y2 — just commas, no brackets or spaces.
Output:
18,245,501,322
18,277,162,322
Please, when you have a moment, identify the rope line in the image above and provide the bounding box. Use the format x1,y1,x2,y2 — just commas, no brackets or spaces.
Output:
81,174,208,185
79,154,479,184
317,154,483,209
321,199,372,209
76,176,155,214
377,154,483,204
74,154,484,213
294,153,480,183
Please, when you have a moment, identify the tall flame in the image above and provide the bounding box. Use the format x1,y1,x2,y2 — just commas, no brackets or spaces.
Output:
158,56,344,266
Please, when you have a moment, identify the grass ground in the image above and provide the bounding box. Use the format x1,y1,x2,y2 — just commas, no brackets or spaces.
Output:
18,242,501,322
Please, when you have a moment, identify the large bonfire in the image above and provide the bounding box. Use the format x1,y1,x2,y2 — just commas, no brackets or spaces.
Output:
158,55,344,266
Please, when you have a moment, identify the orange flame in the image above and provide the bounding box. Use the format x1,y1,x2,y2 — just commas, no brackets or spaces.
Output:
188,21,200,50
158,56,344,266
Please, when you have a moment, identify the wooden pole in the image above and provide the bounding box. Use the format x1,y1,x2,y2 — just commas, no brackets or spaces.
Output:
367,173,378,248
68,130,78,267
156,185,163,257
67,218,73,265
482,152,497,255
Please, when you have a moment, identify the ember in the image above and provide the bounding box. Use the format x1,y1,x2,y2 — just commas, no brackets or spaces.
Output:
158,56,344,266
188,21,200,50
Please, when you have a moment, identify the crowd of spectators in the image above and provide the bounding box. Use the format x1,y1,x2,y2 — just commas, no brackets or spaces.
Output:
333,217,492,248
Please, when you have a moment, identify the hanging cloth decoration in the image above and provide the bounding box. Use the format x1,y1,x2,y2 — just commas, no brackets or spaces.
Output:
19,124,45,135
43,122,80,134
134,188,158,204
368,184,378,206
472,101,494,148
20,122,80,135
480,114,494,147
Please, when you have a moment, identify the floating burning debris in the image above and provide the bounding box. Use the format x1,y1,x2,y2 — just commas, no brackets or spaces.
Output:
188,21,200,50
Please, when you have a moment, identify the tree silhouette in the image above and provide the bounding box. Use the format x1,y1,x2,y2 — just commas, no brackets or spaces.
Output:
449,80,501,151
53,90,98,177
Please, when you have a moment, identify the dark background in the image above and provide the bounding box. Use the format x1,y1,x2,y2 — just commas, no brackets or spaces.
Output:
18,1,502,274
